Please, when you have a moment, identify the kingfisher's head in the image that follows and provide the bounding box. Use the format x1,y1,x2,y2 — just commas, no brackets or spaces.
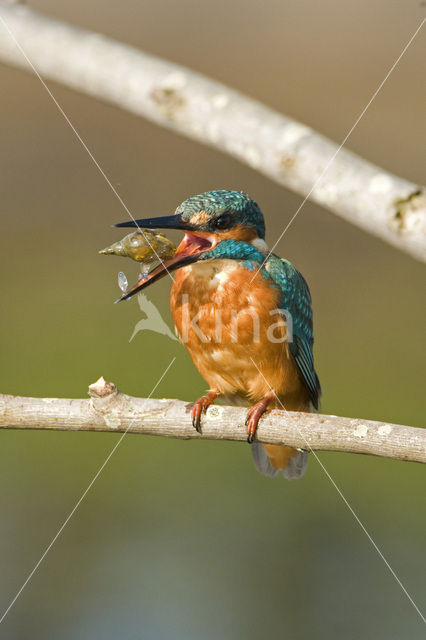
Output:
115,190,266,301
174,190,265,240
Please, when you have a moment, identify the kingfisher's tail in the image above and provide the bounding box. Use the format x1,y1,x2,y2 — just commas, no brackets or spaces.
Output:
251,443,307,480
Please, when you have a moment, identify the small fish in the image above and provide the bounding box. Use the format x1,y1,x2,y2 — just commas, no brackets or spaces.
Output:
99,231,175,268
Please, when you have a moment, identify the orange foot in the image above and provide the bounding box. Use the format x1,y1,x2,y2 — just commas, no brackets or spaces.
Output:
188,390,219,433
245,395,274,443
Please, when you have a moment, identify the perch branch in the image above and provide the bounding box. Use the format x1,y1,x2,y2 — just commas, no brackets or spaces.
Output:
0,1,424,261
0,378,424,464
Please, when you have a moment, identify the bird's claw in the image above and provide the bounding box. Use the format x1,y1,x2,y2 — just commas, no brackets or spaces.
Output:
192,402,204,432
245,397,273,443
189,392,218,433
245,410,258,443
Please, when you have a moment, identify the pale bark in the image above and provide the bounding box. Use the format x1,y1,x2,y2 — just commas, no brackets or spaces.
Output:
0,1,424,261
0,378,424,464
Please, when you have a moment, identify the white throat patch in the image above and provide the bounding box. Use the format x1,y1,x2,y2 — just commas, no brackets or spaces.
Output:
251,238,268,254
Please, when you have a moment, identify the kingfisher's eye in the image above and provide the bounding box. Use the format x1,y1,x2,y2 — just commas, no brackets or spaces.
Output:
214,214,231,229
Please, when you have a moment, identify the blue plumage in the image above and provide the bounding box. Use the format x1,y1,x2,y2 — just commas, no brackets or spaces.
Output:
201,239,321,409
265,255,321,408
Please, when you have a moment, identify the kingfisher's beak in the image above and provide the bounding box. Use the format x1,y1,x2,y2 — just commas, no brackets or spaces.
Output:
115,213,195,231
114,215,217,302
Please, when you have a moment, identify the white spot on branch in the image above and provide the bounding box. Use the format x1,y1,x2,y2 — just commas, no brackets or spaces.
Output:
313,183,338,205
354,424,369,438
378,424,393,436
280,123,311,146
104,413,121,429
212,94,229,109
206,405,224,420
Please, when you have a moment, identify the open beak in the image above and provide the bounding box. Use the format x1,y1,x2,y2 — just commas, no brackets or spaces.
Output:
114,214,217,302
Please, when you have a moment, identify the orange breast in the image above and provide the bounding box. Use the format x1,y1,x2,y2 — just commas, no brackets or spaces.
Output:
170,259,309,410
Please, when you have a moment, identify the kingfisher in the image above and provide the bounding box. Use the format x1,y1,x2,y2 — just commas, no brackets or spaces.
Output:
115,190,321,479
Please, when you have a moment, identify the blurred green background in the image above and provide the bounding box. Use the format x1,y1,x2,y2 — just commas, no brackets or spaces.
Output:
0,1,425,638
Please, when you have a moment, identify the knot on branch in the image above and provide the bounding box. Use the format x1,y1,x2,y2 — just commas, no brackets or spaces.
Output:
88,376,118,398
88,377,125,429
392,188,426,235
150,86,185,121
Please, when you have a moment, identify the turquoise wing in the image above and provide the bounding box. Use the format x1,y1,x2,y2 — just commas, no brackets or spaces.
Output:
266,256,321,408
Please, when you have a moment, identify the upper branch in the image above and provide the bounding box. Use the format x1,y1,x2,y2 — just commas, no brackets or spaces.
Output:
0,1,424,261
0,378,424,464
